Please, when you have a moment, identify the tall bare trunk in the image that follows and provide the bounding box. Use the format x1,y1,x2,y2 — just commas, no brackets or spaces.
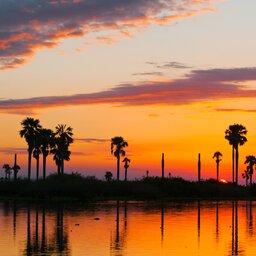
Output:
43,154,47,179
117,155,120,181
36,156,40,181
125,168,127,181
235,147,239,185
232,146,235,183
61,159,64,174
250,166,253,186
28,149,32,181
216,161,219,181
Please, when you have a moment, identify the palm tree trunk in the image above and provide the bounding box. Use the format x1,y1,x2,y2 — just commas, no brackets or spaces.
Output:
61,159,64,174
250,167,253,186
125,168,127,181
217,161,219,181
28,150,32,181
235,147,239,185
57,163,61,175
232,146,235,183
36,156,40,181
43,154,46,179
117,155,120,181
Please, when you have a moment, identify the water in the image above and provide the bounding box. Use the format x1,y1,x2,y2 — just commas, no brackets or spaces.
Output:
1,200,256,255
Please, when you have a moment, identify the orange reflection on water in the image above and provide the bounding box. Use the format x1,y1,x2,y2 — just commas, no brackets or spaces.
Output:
0,200,256,255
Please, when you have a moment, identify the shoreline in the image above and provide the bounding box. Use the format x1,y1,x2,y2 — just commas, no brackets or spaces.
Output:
0,173,255,202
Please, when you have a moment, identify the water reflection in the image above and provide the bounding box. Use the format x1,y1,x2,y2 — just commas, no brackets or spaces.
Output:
110,200,127,255
161,202,164,242
216,201,219,240
21,204,70,256
0,200,256,255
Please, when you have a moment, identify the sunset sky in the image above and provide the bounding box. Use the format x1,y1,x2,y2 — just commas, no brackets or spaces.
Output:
1,0,256,183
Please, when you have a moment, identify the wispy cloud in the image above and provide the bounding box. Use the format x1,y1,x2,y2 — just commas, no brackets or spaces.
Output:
147,61,192,69
0,0,219,69
0,147,27,155
71,151,93,156
132,72,164,76
75,138,109,143
215,108,256,113
148,113,160,118
1,67,256,113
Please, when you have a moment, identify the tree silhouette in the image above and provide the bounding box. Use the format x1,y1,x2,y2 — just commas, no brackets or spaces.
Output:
20,118,42,180
51,124,73,175
111,137,128,181
2,164,11,180
105,171,113,182
122,157,130,181
33,136,42,181
213,151,222,181
40,128,53,179
244,155,256,186
225,124,247,184
242,166,250,186
12,154,20,181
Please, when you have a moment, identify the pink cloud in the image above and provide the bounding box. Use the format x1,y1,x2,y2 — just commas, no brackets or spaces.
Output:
0,67,256,113
0,0,220,69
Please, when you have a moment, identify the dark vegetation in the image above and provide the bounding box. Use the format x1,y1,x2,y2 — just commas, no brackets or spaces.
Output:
0,173,254,201
3,119,256,201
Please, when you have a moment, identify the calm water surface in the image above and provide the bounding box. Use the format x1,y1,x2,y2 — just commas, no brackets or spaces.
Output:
1,200,256,255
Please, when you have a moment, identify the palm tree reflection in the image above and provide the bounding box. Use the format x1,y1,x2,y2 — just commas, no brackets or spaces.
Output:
111,200,128,255
161,203,164,243
216,201,219,241
22,204,70,255
231,201,239,255
197,200,201,244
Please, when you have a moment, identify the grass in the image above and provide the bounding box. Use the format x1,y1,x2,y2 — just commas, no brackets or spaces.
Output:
0,173,254,201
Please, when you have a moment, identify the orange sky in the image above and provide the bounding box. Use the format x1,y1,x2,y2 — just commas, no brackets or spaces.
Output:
1,0,256,183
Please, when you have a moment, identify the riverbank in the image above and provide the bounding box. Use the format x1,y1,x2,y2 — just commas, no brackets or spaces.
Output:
0,173,255,201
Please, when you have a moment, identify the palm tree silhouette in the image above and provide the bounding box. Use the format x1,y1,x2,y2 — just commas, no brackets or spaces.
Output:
20,118,42,180
40,128,53,179
122,157,131,181
213,151,222,181
242,166,250,186
2,164,11,180
33,137,42,181
51,124,73,175
244,155,256,186
105,171,113,181
111,137,128,181
12,154,20,181
225,124,247,184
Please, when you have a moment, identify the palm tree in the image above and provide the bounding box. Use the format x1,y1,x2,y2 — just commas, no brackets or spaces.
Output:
12,154,21,181
51,124,73,175
244,155,256,186
242,166,250,186
20,118,42,180
33,134,42,181
105,171,113,182
2,164,11,180
213,151,222,181
111,136,128,181
225,124,247,184
40,128,53,179
122,157,131,181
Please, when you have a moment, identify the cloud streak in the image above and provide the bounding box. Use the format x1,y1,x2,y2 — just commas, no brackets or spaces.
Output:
0,147,27,155
0,0,219,69
75,138,109,143
1,67,256,114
